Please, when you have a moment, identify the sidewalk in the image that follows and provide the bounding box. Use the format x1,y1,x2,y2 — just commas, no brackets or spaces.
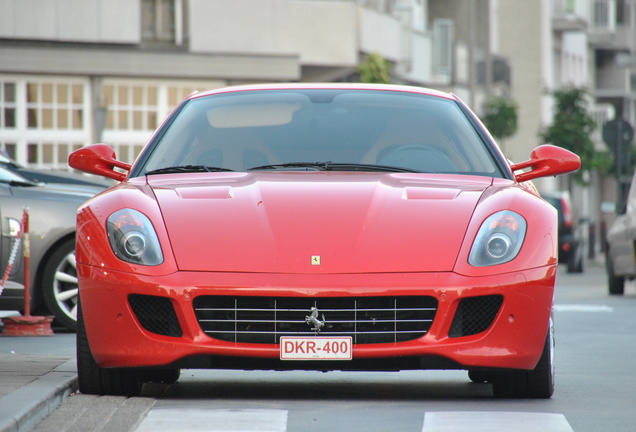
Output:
0,355,77,432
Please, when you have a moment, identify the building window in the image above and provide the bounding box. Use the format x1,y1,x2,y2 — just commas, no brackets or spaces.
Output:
25,81,84,130
617,0,630,25
167,84,208,108
1,82,16,129
26,141,84,166
0,76,90,169
433,19,454,75
594,0,615,30
103,83,159,132
142,0,176,42
1,142,16,159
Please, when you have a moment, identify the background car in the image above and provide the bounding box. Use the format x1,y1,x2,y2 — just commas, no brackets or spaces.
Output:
0,152,113,188
70,83,579,398
606,172,636,295
0,166,104,330
542,191,585,273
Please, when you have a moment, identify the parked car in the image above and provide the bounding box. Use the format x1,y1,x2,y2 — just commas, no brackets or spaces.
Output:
542,191,584,273
70,83,579,398
606,173,636,295
0,153,113,188
0,166,105,330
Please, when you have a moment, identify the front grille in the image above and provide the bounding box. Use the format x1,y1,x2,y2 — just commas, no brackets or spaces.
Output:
193,296,438,344
448,294,503,338
129,294,183,337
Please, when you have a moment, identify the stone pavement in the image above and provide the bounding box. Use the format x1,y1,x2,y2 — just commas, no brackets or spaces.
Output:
0,355,77,432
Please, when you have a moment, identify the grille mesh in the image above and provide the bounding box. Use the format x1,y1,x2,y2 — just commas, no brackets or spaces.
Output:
193,296,438,344
448,294,503,338
129,294,183,337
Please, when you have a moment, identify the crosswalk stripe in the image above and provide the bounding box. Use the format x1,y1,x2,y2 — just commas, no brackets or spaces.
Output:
422,411,574,432
554,304,613,312
134,408,288,432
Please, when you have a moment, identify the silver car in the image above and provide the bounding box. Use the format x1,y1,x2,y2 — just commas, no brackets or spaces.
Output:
606,173,636,295
0,166,104,330
0,153,114,188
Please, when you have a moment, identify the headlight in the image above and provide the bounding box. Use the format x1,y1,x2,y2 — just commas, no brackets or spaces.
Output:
469,210,527,267
107,209,163,265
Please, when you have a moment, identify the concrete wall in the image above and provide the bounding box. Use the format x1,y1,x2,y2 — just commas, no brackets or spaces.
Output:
496,0,552,166
189,0,359,66
0,0,141,43
358,7,402,63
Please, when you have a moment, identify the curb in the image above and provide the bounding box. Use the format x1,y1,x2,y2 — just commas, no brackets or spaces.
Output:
0,359,77,432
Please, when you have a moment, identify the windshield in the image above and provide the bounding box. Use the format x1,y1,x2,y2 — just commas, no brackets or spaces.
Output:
0,166,31,183
137,89,503,177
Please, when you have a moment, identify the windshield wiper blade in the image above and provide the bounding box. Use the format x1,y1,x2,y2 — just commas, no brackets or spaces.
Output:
248,162,331,171
248,161,419,173
327,163,420,173
145,165,234,175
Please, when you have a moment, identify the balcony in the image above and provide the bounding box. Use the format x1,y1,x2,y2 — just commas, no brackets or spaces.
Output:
553,0,589,32
596,61,630,98
588,0,635,51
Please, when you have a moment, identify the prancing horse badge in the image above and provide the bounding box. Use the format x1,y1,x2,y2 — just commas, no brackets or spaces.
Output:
311,255,321,265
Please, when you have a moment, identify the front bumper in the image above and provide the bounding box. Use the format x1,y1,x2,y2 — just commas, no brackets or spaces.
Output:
79,264,555,371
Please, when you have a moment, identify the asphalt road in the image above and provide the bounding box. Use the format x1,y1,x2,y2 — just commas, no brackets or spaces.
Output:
11,262,636,432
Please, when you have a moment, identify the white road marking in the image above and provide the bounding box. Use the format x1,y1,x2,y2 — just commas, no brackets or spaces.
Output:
135,408,288,432
554,304,613,312
422,411,574,432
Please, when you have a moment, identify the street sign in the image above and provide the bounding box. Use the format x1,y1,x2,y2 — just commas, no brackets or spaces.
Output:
603,118,634,151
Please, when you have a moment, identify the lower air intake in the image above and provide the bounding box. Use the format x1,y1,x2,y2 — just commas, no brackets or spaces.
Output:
448,294,503,338
129,294,183,337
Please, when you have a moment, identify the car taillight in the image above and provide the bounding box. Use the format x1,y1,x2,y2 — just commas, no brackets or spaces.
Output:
561,198,573,228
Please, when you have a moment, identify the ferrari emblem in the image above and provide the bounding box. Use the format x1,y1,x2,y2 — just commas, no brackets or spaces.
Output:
311,255,321,265
305,307,326,334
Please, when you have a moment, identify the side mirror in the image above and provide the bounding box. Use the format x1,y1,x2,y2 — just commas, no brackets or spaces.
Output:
69,144,131,182
510,145,580,183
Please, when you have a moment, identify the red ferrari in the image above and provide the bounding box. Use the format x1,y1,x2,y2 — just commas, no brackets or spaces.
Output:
69,83,579,398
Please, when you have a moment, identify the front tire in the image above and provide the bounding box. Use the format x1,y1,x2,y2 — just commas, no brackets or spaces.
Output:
41,238,78,331
492,320,555,399
76,302,144,396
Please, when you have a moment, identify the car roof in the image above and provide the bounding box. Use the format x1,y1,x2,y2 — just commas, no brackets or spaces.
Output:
188,83,458,101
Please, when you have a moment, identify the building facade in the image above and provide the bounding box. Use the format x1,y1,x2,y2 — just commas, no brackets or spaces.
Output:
1,1,635,236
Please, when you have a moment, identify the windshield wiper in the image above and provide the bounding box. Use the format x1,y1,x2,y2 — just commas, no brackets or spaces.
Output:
6,179,40,187
145,165,234,175
248,162,331,171
248,161,419,173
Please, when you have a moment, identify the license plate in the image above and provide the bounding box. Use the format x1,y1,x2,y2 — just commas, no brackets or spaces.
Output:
280,336,352,360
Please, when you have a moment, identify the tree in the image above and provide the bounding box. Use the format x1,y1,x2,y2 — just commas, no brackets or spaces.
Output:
358,52,392,84
540,87,608,185
482,96,518,142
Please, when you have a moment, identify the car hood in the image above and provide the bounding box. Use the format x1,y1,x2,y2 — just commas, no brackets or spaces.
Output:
149,172,492,273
